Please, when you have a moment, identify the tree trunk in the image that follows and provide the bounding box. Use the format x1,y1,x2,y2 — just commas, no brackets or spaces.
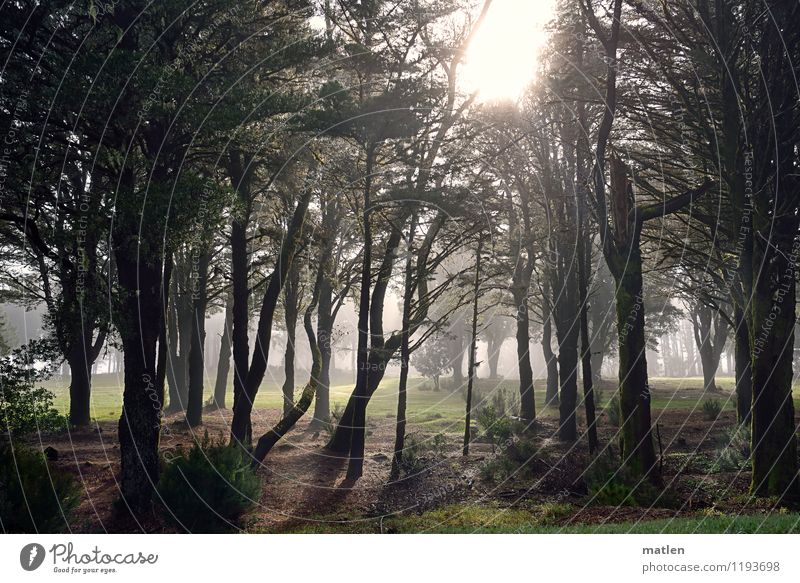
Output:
734,305,751,424
542,280,559,407
282,266,300,417
463,238,482,456
749,221,799,500
610,249,659,483
312,276,332,427
514,290,536,423
230,187,312,445
211,301,233,409
186,249,210,427
115,253,163,513
228,150,252,441
67,343,92,427
390,214,417,480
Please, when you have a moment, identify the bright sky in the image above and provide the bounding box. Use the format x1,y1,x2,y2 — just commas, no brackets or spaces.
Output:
461,0,556,102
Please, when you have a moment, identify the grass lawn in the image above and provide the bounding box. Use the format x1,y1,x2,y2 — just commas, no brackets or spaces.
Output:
44,373,557,429
44,374,800,428
274,503,800,534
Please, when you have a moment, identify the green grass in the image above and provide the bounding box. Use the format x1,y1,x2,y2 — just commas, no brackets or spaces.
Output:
270,503,800,534
43,373,557,426
44,374,800,424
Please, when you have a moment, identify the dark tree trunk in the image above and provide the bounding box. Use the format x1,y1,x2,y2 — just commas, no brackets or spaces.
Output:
463,238,482,456
513,287,536,423
749,212,799,500
542,279,559,407
252,265,323,465
67,339,93,427
282,265,300,417
346,198,401,480
186,249,210,427
733,305,751,424
390,214,417,480
227,150,253,440
115,254,163,513
312,277,332,426
609,246,658,483
211,301,233,409
230,188,312,445
486,332,501,380
329,214,443,459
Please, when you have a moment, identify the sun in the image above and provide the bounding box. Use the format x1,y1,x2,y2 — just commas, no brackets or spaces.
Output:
461,0,556,103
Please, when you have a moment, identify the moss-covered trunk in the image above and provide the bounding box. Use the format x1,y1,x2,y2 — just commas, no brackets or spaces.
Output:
610,249,659,483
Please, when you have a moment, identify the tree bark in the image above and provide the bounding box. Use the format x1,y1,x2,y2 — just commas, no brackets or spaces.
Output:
463,237,482,456
211,301,233,409
281,265,300,417
733,304,751,424
390,214,417,480
186,249,210,427
230,186,312,445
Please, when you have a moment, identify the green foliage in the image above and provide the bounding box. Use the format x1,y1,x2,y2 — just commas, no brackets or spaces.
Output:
321,402,344,439
479,436,541,482
0,340,66,437
412,333,452,389
585,452,676,508
398,432,448,476
701,398,723,421
0,442,79,533
712,424,751,472
157,433,261,533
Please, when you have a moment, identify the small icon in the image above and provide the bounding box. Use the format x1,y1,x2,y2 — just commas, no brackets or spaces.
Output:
20,543,46,571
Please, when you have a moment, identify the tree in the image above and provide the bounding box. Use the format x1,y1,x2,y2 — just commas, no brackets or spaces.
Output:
412,332,453,392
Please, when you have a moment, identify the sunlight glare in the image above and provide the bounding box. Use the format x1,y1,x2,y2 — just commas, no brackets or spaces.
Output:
462,0,556,103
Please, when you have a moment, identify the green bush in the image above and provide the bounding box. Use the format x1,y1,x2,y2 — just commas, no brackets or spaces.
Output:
585,452,675,508
712,424,751,472
701,398,723,421
476,404,513,453
0,441,79,533
480,436,540,482
157,434,261,533
0,340,66,437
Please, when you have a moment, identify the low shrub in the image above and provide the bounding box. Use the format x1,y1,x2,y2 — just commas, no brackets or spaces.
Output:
701,398,723,422
0,340,66,437
585,452,676,508
0,441,79,532
712,424,751,472
157,433,261,533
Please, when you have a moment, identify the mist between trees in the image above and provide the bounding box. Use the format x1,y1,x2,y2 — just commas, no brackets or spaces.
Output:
1,0,799,528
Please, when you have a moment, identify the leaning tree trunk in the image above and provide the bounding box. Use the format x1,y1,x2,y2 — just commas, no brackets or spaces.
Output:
230,187,312,445
252,265,322,465
186,249,210,427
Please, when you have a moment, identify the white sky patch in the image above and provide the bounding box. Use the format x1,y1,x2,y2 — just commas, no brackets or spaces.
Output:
461,0,556,103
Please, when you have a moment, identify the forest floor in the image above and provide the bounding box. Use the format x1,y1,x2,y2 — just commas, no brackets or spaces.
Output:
33,377,800,533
